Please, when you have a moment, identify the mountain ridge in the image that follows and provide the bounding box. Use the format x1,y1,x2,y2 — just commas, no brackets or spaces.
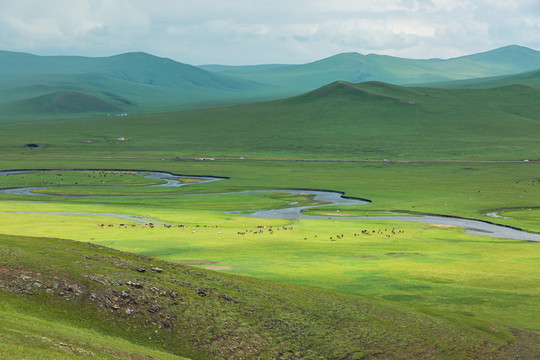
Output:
1,45,539,121
205,44,540,89
0,50,259,90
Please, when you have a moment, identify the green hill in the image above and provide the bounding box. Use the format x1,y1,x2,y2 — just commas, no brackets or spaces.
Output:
1,234,537,359
206,45,540,91
1,91,123,115
0,51,277,122
421,69,540,89
0,51,256,90
1,45,539,123
2,80,539,160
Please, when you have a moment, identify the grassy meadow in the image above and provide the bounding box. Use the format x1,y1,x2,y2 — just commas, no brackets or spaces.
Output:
1,72,539,358
2,233,539,359
1,207,537,332
0,161,538,337
2,81,540,159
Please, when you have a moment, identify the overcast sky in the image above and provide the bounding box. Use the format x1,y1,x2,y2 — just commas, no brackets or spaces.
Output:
1,0,539,65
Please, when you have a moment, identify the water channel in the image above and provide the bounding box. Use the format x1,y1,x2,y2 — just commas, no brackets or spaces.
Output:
1,169,539,242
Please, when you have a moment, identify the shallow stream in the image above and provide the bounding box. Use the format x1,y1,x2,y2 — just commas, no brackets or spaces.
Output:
1,169,539,242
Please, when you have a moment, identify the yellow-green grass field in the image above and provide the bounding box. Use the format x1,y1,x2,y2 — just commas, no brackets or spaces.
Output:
0,170,166,187
492,208,540,233
6,233,531,359
1,197,538,333
0,160,539,336
1,159,539,231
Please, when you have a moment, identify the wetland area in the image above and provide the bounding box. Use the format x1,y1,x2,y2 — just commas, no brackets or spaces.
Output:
0,163,538,354
2,169,539,241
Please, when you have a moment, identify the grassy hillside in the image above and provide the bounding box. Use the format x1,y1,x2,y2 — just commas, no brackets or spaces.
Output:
0,51,278,122
207,45,540,91
1,91,123,115
423,69,540,89
1,45,539,122
1,233,538,359
0,51,255,90
1,80,539,159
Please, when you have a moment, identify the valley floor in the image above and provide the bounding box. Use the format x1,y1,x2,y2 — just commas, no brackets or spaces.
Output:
0,158,538,359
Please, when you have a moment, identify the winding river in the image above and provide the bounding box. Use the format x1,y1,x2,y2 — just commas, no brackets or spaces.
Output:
1,169,539,242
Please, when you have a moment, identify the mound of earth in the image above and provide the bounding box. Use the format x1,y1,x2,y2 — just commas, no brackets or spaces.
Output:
288,80,415,104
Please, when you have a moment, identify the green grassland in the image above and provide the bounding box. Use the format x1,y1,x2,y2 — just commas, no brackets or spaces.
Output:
1,205,537,333
2,80,539,159
490,208,540,233
0,76,281,124
1,234,538,359
0,161,538,335
0,305,188,360
1,160,539,228
1,65,540,358
0,159,539,231
0,170,167,188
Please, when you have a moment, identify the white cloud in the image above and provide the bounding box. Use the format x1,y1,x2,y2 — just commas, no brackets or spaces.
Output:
0,0,538,64
0,0,150,53
6,16,62,39
310,0,409,13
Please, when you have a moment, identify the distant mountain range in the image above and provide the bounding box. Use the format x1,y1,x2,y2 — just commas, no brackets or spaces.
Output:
416,68,540,89
0,51,255,89
0,45,539,121
0,50,272,120
201,45,540,90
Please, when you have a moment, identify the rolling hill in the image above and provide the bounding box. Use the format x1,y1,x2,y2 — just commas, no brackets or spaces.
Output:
1,234,537,359
202,45,540,91
0,50,256,89
0,51,276,122
1,79,539,160
421,69,540,89
1,91,123,115
1,45,539,123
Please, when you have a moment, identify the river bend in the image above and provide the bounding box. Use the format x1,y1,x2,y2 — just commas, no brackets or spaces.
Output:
1,169,538,242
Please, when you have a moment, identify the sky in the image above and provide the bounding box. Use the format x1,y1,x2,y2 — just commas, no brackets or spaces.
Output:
1,0,539,65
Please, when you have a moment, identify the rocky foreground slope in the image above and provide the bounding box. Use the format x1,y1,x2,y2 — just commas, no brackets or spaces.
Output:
0,234,538,359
